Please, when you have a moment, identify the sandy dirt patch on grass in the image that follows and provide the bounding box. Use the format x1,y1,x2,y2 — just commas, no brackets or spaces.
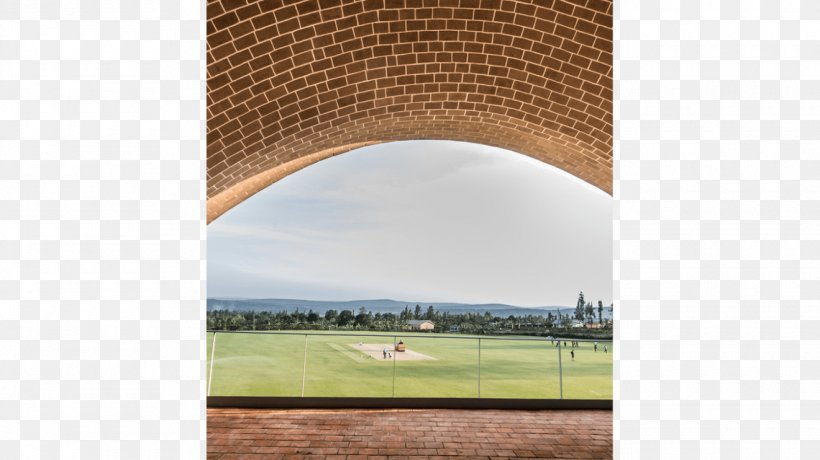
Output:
349,343,436,361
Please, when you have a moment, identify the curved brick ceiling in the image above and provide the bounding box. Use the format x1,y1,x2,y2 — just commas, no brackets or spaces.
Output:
207,0,612,222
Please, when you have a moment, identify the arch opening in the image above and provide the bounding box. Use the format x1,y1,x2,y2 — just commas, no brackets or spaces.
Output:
207,140,613,400
208,139,612,307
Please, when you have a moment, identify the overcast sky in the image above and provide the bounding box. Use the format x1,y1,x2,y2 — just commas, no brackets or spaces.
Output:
207,140,612,308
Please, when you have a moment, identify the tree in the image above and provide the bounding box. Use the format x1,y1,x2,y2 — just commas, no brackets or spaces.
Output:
507,314,517,330
355,311,372,328
307,310,319,324
574,291,585,321
276,311,293,329
291,310,306,324
414,304,422,320
382,312,397,330
229,314,246,330
425,305,435,320
584,302,594,324
337,310,354,327
597,301,604,324
324,309,338,324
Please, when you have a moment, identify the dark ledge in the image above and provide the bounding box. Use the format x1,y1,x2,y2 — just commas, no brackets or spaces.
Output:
208,396,612,410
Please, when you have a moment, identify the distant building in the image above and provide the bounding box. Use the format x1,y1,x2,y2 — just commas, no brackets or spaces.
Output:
407,320,435,331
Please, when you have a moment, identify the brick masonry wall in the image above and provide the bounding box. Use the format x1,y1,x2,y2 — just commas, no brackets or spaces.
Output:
207,0,612,222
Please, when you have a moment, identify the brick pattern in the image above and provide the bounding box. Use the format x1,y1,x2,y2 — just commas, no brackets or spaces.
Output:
207,0,613,222
208,408,613,459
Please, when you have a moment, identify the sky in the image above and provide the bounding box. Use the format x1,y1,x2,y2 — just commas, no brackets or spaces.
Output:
207,140,612,308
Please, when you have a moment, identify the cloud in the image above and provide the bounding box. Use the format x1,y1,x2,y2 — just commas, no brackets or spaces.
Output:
207,140,612,307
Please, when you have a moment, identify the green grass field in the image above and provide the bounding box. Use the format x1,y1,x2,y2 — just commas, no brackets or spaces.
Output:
206,331,611,399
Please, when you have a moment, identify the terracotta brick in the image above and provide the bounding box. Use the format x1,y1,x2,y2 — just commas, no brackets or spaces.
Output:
228,19,254,38
212,11,239,31
207,0,612,222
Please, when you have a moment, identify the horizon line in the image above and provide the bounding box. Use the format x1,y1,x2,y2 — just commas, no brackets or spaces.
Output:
204,296,609,310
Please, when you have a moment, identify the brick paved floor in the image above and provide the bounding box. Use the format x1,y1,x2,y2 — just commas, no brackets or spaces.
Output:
208,408,612,459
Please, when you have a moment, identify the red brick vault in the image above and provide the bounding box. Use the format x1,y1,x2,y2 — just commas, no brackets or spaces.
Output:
207,0,613,223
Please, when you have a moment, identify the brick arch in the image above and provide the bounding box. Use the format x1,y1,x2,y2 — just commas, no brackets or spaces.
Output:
207,0,612,223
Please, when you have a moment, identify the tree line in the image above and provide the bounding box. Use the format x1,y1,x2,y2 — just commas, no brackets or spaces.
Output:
574,291,608,325
208,292,612,338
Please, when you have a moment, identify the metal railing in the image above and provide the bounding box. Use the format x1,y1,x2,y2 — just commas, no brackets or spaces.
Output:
206,330,612,400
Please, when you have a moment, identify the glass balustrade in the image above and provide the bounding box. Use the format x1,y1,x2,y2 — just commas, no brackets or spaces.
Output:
558,340,613,400
206,331,612,400
478,338,560,399
208,332,306,396
302,334,394,397
393,336,479,398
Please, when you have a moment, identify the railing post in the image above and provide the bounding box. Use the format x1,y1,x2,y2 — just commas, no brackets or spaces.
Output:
557,339,563,399
300,334,308,397
392,336,397,398
208,332,217,397
477,337,481,399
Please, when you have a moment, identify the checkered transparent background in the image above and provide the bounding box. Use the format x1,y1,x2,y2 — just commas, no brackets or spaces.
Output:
2,0,820,459
1,1,205,459
615,1,820,459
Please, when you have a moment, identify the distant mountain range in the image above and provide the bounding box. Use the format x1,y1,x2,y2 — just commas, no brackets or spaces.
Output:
207,297,613,319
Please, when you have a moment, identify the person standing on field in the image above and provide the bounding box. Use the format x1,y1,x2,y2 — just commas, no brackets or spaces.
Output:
570,349,575,361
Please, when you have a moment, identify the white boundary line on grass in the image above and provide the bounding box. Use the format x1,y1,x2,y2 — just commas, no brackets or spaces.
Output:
208,332,217,397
